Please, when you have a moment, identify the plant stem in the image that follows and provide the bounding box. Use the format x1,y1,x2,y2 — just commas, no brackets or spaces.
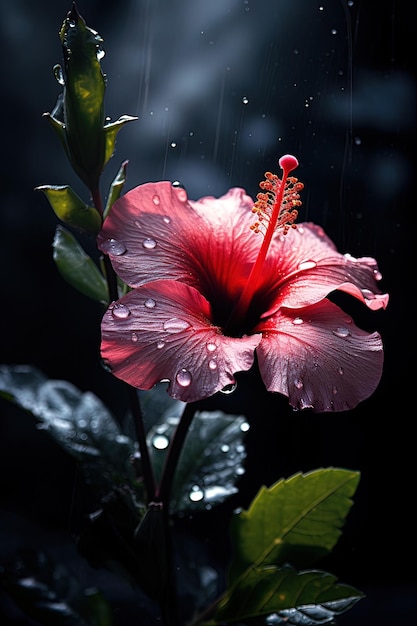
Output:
127,385,156,503
156,402,198,504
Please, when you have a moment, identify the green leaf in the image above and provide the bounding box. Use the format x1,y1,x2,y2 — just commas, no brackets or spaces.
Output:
0,550,113,626
103,116,138,170
209,564,364,624
228,468,360,581
45,5,136,190
53,225,109,303
147,408,249,512
36,184,102,234
103,159,129,219
0,364,143,511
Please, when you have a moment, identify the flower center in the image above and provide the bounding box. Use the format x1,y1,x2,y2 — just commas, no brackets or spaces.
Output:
228,154,303,331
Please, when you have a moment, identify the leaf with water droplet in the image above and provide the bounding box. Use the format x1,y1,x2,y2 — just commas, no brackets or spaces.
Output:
0,364,143,510
45,4,136,191
147,409,249,512
53,225,109,303
212,564,364,624
36,184,101,234
0,550,113,626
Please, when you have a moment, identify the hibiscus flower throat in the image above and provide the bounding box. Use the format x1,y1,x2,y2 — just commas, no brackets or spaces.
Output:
227,154,303,332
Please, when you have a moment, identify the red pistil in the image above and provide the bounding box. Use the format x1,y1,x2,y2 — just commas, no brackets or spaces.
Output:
229,155,303,330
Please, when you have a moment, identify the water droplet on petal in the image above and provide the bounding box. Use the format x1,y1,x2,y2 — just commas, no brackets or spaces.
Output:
293,317,303,325
142,237,157,249
152,194,160,205
176,369,192,387
189,485,204,502
373,269,382,281
163,216,171,224
173,186,188,202
102,238,127,256
144,298,156,309
361,288,375,299
298,259,317,271
208,359,217,371
332,386,338,395
112,303,131,319
131,332,138,342
221,444,230,452
294,378,304,389
240,421,250,432
332,327,350,338
220,382,237,395
157,340,165,349
152,434,170,450
163,318,191,333
206,342,217,352
338,367,344,375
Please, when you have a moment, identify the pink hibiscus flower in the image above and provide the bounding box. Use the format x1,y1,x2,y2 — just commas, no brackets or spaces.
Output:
97,155,388,411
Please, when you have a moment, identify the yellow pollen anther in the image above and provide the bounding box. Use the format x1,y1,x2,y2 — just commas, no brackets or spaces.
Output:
251,169,304,236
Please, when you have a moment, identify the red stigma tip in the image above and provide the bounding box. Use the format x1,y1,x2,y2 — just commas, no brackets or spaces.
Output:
278,154,299,174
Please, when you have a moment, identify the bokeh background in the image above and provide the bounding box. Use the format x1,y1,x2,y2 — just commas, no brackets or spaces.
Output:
1,0,415,624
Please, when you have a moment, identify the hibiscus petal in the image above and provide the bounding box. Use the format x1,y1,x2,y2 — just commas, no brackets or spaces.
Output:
261,222,388,313
255,299,384,412
101,279,261,402
97,182,259,295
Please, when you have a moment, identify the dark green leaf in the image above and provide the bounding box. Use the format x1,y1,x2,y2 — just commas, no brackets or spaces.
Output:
36,184,101,234
228,468,360,581
0,364,143,510
103,116,138,170
0,550,113,626
210,564,363,624
147,408,249,512
53,225,109,303
103,159,129,219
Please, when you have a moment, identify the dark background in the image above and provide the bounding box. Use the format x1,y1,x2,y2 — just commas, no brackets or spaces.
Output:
0,0,415,624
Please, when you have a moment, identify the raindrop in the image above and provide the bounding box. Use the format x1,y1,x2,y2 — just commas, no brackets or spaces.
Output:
298,259,317,271
189,486,204,502
131,332,138,342
373,269,382,281
240,421,250,432
163,318,191,333
157,340,165,349
332,327,350,338
102,238,127,256
142,237,157,249
144,298,156,309
153,434,170,450
361,288,375,299
331,28,338,35
174,187,188,202
354,136,362,145
292,317,303,325
206,342,217,352
338,367,344,375
235,466,245,476
221,444,230,453
208,359,217,371
332,386,338,395
220,382,237,395
53,64,65,85
242,96,249,104
112,303,131,319
163,216,171,224
176,369,192,387
294,378,304,389
170,142,177,148
152,194,160,205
